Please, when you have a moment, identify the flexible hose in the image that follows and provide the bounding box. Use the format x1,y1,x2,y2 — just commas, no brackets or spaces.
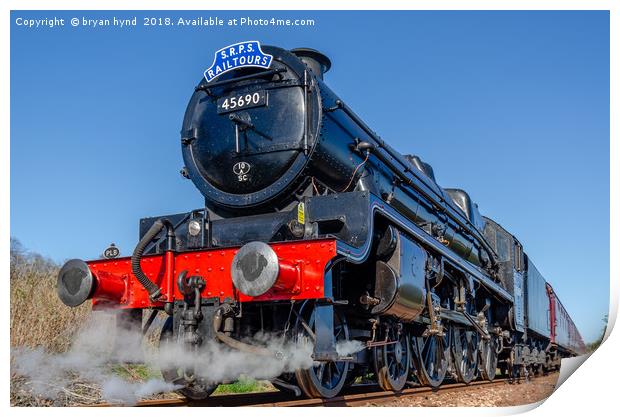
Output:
131,219,174,300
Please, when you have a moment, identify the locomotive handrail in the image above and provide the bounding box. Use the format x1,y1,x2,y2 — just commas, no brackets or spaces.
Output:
335,196,513,303
329,99,498,266
195,68,288,92
370,146,497,266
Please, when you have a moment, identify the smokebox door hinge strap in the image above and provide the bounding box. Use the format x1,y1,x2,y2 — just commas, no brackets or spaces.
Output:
181,127,198,145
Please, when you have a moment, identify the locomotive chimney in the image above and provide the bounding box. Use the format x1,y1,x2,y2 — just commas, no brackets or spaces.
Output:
291,48,331,80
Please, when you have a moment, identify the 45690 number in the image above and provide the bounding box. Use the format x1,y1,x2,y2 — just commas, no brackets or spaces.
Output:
217,91,267,114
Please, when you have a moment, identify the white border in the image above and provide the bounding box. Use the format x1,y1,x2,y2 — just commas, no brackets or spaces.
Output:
204,40,273,82
2,2,616,416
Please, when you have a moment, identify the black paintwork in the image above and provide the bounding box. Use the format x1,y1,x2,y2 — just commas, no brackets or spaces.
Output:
178,45,496,272
55,45,586,390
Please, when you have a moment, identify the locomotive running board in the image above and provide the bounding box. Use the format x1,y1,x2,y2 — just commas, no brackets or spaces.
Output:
336,194,514,304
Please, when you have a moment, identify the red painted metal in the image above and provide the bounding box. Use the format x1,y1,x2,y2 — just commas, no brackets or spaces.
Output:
272,259,300,293
546,282,586,355
546,283,556,344
86,239,337,310
164,250,175,303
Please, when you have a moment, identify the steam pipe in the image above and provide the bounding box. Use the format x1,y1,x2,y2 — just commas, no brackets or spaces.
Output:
165,250,175,304
271,379,302,397
212,306,280,358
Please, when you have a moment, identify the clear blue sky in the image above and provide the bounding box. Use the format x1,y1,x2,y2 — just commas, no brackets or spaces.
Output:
10,11,609,343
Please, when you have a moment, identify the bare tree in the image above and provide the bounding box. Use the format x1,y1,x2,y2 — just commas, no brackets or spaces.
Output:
586,314,608,352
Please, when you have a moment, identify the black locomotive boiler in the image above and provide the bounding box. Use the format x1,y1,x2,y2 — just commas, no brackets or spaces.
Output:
57,43,585,399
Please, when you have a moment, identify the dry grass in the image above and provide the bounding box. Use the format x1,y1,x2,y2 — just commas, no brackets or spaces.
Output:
10,238,90,352
10,238,95,406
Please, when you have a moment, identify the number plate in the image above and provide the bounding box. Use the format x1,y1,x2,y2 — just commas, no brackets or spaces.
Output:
217,90,267,114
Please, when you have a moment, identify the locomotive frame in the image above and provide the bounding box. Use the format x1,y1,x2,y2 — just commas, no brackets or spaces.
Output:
57,43,585,399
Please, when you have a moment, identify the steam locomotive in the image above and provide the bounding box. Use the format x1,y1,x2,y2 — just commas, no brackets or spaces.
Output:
57,42,585,399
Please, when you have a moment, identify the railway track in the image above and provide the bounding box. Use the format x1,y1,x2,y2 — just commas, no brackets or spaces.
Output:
92,377,517,407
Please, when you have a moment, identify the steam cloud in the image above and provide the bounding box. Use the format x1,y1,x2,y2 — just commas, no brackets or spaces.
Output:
11,311,361,405
12,312,179,404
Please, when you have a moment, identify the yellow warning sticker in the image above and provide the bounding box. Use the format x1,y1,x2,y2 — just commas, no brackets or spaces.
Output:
297,202,305,224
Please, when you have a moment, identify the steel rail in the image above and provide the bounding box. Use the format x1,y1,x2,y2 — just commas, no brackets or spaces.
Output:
90,377,527,407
